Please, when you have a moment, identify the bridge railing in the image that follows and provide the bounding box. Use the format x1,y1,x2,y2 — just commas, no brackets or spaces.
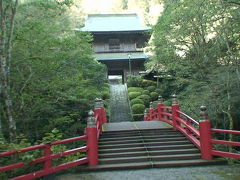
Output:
0,98,107,179
144,95,240,160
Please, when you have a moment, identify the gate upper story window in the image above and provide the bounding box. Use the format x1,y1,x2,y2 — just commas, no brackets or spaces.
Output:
109,39,120,50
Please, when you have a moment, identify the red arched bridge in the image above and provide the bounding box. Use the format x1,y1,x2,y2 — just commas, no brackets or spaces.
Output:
1,96,240,179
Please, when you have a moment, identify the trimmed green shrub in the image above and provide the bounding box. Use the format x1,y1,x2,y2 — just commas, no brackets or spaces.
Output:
128,92,141,100
130,98,144,106
146,86,156,92
150,92,159,101
102,91,110,100
132,114,144,121
128,87,143,93
127,75,143,87
138,94,151,106
142,90,150,95
132,104,145,114
104,83,110,88
142,79,156,87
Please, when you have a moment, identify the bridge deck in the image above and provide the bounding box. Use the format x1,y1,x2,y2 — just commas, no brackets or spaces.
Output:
103,120,171,132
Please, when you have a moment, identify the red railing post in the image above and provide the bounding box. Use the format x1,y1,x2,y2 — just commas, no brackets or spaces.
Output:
171,94,180,130
94,98,103,133
144,109,149,121
149,102,154,121
157,95,164,121
44,144,52,170
101,107,107,124
199,106,213,160
86,110,98,166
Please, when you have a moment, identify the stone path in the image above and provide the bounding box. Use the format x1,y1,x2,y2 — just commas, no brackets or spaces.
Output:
103,120,170,132
52,165,240,180
109,84,132,122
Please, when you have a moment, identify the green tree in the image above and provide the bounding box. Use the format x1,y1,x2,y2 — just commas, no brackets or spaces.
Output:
1,0,107,142
148,0,240,133
0,0,18,141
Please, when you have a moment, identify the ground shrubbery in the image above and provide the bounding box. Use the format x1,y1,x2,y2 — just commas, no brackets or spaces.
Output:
142,90,150,95
127,76,159,121
128,87,144,93
132,104,145,114
150,92,159,101
130,98,144,106
138,94,151,106
128,92,142,100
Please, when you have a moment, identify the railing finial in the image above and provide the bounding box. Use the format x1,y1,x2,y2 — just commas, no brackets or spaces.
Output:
158,95,163,104
144,109,148,116
87,110,96,127
172,94,178,105
150,102,153,109
200,105,208,121
94,98,103,109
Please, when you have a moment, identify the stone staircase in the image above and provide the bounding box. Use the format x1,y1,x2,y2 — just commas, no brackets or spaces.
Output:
87,128,225,170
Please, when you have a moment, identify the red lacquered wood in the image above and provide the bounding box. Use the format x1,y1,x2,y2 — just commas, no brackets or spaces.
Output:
86,126,98,166
43,144,52,170
31,146,88,164
199,120,212,160
211,139,240,146
177,110,199,125
0,162,25,172
149,108,154,120
175,117,200,137
157,103,164,121
51,135,86,145
176,125,200,149
212,150,240,159
9,158,88,180
0,144,47,157
212,129,240,135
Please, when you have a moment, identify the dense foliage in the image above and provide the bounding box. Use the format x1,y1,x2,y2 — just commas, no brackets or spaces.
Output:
0,1,107,146
127,76,158,120
146,0,240,133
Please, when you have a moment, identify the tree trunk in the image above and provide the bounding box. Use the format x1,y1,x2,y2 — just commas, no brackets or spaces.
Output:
0,0,18,141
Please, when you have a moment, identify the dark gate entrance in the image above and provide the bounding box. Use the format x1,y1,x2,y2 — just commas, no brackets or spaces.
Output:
108,70,124,84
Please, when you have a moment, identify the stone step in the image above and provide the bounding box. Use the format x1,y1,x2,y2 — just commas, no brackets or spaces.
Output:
99,144,195,153
102,128,174,135
99,134,183,142
99,148,200,158
99,153,202,164
99,140,191,149
84,159,226,171
100,130,180,138
98,136,187,145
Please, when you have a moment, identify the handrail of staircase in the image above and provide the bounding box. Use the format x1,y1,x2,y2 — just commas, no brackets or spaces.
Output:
144,94,240,160
0,136,88,180
211,129,240,159
0,98,107,179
